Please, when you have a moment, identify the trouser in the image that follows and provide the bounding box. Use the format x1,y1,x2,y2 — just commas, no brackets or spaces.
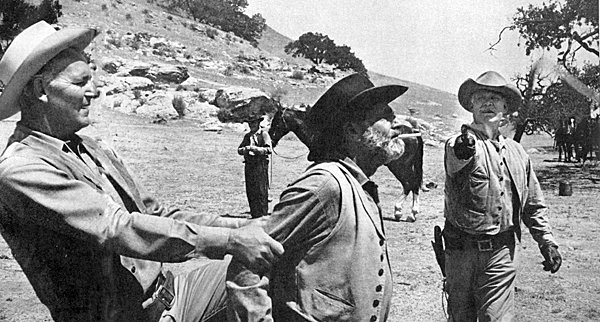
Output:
244,160,269,218
158,256,231,322
444,231,517,322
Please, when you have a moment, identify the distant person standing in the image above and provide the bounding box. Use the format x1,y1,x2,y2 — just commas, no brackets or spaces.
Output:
443,71,562,322
238,116,272,218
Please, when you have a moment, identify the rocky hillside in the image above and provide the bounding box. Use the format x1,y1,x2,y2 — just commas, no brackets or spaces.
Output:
57,0,469,141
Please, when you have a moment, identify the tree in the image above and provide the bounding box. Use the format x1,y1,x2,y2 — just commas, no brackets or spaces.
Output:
166,0,265,43
490,0,598,141
0,0,62,57
285,32,366,73
492,0,598,66
285,32,336,65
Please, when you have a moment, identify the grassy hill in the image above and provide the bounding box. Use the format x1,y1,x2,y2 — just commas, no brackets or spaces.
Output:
57,0,469,134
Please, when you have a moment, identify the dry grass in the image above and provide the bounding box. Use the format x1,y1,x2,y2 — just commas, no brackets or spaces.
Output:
0,107,598,321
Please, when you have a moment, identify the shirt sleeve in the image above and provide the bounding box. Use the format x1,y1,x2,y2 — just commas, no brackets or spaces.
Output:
261,169,340,250
444,136,473,177
521,157,558,247
0,156,232,263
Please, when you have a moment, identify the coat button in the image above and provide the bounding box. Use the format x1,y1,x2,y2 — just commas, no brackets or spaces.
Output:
373,300,380,307
375,285,382,292
131,266,136,273
378,269,384,276
380,254,384,261
370,316,377,322
499,177,503,181
379,240,384,246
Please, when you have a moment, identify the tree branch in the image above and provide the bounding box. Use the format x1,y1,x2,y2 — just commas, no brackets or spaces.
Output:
487,26,513,52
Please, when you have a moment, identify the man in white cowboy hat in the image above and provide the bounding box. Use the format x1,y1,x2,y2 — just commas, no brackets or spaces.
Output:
0,21,283,322
238,115,272,218
442,71,562,321
226,73,409,322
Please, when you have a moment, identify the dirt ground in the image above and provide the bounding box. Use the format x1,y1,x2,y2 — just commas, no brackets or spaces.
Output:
0,106,599,321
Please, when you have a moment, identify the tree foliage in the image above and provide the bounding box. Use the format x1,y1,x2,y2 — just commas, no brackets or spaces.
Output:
505,0,599,64
166,0,265,44
490,0,599,141
0,0,62,57
285,32,366,73
510,63,600,142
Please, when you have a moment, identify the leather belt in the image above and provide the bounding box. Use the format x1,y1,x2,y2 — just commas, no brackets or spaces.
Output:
143,271,176,322
444,226,514,252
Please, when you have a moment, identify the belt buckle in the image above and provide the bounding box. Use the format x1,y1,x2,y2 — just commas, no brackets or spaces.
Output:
477,239,493,252
155,284,175,310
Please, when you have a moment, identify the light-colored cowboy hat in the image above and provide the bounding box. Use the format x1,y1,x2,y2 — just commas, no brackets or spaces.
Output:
0,21,98,120
306,73,408,134
458,71,522,113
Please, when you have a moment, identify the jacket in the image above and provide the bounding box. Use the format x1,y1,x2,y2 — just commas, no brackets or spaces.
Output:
0,125,243,322
444,126,556,246
228,159,392,322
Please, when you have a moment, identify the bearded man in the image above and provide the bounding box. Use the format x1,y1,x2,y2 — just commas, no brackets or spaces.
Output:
226,73,409,322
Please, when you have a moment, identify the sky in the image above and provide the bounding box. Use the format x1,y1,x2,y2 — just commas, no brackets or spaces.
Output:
246,0,599,94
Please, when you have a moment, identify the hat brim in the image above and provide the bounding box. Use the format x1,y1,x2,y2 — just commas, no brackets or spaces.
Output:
348,84,408,116
0,27,97,120
458,79,522,113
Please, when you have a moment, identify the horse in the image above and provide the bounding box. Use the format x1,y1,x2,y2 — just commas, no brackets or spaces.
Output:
268,105,425,222
573,116,600,165
554,119,575,162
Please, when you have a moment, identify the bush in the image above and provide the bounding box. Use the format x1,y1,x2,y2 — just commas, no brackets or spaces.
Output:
142,8,150,15
172,96,186,118
101,4,108,10
125,13,132,20
223,65,235,76
133,89,142,100
206,27,218,39
291,70,304,80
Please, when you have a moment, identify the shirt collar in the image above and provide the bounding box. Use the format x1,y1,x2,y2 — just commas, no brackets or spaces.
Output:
12,123,81,153
338,157,371,186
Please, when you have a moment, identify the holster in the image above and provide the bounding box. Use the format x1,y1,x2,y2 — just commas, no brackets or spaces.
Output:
431,225,446,277
143,271,176,322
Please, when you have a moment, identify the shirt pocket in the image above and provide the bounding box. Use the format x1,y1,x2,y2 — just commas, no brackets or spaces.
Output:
309,288,354,321
463,166,489,213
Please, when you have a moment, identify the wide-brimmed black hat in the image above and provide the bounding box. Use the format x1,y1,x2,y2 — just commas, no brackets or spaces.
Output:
304,73,408,160
458,71,522,113
306,73,408,135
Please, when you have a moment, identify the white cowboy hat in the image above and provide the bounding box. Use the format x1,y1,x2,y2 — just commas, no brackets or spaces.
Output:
0,21,98,120
458,71,523,113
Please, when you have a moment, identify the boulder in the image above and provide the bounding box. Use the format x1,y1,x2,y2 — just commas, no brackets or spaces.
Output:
102,76,155,95
213,86,277,123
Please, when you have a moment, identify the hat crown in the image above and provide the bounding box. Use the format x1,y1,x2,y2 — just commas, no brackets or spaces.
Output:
0,21,56,86
473,71,509,88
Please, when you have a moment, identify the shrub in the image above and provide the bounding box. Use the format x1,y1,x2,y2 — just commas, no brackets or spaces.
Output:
222,65,234,76
106,36,122,48
172,96,186,118
125,13,132,20
167,15,173,20
206,27,218,39
142,9,150,15
291,70,304,80
133,89,142,100
101,4,108,10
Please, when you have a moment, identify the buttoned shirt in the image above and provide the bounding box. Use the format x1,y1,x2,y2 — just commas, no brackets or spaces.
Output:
444,125,556,247
238,128,272,163
0,124,245,322
229,158,392,322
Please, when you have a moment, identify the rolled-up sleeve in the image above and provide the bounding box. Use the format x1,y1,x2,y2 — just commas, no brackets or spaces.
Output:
0,156,232,263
